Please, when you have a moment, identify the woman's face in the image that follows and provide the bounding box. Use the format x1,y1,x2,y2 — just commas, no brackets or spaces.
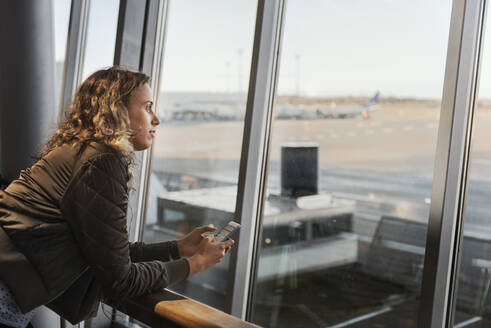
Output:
127,83,160,151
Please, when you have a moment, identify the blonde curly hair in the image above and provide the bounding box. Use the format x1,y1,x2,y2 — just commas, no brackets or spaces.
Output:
41,67,150,160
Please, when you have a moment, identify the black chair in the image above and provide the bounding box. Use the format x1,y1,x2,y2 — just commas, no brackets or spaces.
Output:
358,215,427,291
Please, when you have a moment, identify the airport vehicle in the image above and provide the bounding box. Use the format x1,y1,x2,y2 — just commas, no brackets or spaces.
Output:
275,103,317,120
157,93,246,122
166,103,245,122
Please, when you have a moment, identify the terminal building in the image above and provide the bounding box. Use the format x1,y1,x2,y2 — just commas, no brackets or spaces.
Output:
1,0,490,327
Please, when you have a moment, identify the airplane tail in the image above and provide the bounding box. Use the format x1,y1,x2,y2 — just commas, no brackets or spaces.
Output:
364,91,380,108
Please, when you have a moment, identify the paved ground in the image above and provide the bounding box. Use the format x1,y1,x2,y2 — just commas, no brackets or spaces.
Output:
153,101,491,175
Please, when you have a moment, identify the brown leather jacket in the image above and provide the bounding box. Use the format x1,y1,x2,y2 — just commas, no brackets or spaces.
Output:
0,142,189,324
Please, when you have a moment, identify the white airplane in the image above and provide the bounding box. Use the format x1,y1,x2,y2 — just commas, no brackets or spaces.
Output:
315,91,380,119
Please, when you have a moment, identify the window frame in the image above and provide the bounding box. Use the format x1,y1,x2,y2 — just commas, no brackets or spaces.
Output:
418,0,487,326
58,0,90,122
122,1,491,327
225,0,286,319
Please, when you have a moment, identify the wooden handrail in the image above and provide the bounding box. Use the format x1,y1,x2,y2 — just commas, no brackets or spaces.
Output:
117,289,261,328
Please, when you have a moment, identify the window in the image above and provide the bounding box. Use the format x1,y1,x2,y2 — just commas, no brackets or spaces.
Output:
81,0,119,80
142,0,257,310
249,1,451,326
452,10,491,327
53,0,71,112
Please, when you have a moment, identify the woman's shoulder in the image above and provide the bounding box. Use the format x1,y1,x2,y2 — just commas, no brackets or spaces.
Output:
46,142,121,161
85,141,120,155
83,142,129,167
43,142,128,174
78,142,130,182
41,143,81,172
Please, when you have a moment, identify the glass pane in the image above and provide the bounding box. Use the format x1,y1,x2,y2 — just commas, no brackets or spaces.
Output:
249,1,451,327
452,11,491,328
54,0,71,112
81,0,119,80
142,1,257,310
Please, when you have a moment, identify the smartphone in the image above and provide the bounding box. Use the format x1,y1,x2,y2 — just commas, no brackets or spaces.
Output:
214,221,241,242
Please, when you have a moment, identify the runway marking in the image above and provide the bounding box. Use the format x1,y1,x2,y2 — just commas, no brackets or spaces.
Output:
454,316,482,328
403,125,414,131
327,307,392,328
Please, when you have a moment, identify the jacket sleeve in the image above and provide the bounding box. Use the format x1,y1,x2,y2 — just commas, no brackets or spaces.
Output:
129,241,174,263
60,153,189,302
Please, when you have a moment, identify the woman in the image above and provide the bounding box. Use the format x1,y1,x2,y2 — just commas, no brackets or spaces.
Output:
0,67,233,328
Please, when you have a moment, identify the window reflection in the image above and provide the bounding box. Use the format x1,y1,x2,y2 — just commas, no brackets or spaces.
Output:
53,0,71,112
142,1,257,310
452,9,491,327
81,0,119,80
249,1,451,327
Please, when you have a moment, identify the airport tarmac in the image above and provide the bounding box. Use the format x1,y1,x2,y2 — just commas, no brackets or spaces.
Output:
149,98,491,236
153,100,491,177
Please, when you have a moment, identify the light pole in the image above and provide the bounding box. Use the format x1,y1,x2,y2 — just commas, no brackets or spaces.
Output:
295,54,301,96
238,48,244,94
226,61,231,93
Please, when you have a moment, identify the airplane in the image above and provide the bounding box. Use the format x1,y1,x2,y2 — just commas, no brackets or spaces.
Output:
159,91,380,122
315,91,380,119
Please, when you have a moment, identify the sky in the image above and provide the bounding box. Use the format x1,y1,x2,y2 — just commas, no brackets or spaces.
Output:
53,0,491,99
54,0,119,81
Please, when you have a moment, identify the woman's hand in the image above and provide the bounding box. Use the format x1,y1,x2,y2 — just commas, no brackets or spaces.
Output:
177,225,216,258
187,235,234,275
